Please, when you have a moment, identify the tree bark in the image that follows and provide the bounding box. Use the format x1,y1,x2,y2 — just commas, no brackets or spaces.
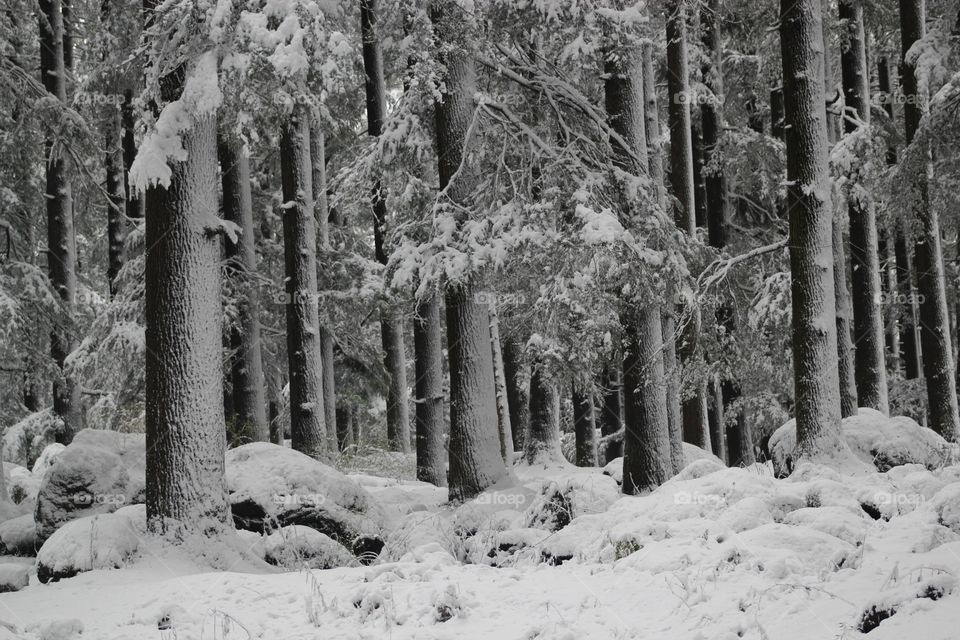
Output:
432,1,506,500
219,136,269,442
39,0,80,444
361,0,410,453
779,0,846,458
900,0,960,440
105,103,125,297
523,365,564,465
280,111,327,458
840,0,889,413
122,90,143,220
597,363,623,462
502,336,529,452
489,306,514,463
414,291,446,485
143,52,230,536
573,383,598,467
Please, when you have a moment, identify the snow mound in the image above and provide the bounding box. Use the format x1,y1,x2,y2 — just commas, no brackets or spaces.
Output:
32,443,66,478
769,408,954,476
522,473,620,531
603,443,725,486
34,430,145,546
0,514,36,556
36,508,144,583
0,564,28,592
6,462,40,508
263,525,356,569
225,442,387,557
1,410,61,467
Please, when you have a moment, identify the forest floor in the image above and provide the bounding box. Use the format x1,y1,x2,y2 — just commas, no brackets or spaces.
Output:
4,438,960,639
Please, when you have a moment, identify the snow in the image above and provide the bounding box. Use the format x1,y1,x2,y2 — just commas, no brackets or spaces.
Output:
0,564,28,592
35,509,143,583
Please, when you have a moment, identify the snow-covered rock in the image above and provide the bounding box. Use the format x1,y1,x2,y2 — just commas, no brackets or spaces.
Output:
769,408,954,477
0,514,36,556
225,442,387,557
0,564,28,592
263,525,356,569
36,509,144,583
522,473,620,531
31,443,66,478
6,462,40,507
34,430,146,546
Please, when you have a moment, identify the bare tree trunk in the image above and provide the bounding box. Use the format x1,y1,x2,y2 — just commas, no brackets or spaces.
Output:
523,365,564,465
361,0,410,453
900,0,960,440
432,1,506,500
105,104,125,297
280,111,327,458
219,136,269,442
597,363,623,462
502,336,528,452
122,90,143,220
489,306,513,463
39,0,80,444
573,383,598,467
780,0,846,459
143,51,230,536
337,401,355,451
414,291,446,485
641,41,684,472
840,0,888,413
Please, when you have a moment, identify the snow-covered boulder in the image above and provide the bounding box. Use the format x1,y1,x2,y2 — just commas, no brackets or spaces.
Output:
523,473,620,532
0,564,28,592
34,430,146,546
225,442,387,558
6,462,40,507
769,409,954,477
263,525,356,569
36,508,144,583
0,514,36,556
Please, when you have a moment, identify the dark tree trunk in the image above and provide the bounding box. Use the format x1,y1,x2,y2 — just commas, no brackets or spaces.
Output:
691,123,707,228
39,0,80,444
770,87,785,140
840,0,888,413
362,0,410,453
597,363,623,462
122,90,143,220
523,365,563,465
432,1,506,500
900,0,960,440
219,136,269,442
779,0,846,458
280,111,327,457
894,232,922,378
573,383,598,467
105,105,125,297
414,291,446,485
337,401,355,451
143,49,230,536
502,336,529,453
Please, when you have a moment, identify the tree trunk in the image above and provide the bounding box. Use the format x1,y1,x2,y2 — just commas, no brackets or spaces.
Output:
39,0,80,444
573,383,598,467
900,0,960,440
361,0,410,453
597,363,623,462
414,291,446,485
432,1,506,500
840,0,888,413
489,306,514,463
523,365,563,465
105,103,125,297
823,2,858,417
280,111,327,458
502,336,529,452
310,122,338,450
779,0,846,459
143,52,230,536
606,28,672,493
122,90,143,220
219,136,269,442
691,123,707,228
337,401,355,451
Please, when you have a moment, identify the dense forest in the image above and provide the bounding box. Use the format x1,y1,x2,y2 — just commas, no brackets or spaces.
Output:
3,0,960,637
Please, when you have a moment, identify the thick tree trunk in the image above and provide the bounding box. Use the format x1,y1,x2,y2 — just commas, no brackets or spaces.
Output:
432,1,506,500
362,0,410,453
573,383,598,467
900,0,960,440
840,0,888,413
280,112,327,458
143,53,230,536
219,136,269,442
823,3,858,417
779,0,846,458
39,0,80,444
414,291,446,485
606,28,672,492
489,306,513,463
310,123,338,450
523,365,563,465
502,336,529,452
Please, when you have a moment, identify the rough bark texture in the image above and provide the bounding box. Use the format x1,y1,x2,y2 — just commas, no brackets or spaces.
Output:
840,0,889,413
894,231,922,378
143,56,230,536
573,383,598,467
432,2,506,500
362,0,410,453
502,336,528,452
489,306,514,463
900,0,960,440
39,0,81,444
606,34,672,492
414,291,446,486
877,59,901,372
779,0,846,458
523,365,563,465
219,136,269,442
280,112,327,458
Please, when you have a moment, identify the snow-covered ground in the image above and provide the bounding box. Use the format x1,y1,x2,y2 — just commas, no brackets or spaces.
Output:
5,451,960,639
